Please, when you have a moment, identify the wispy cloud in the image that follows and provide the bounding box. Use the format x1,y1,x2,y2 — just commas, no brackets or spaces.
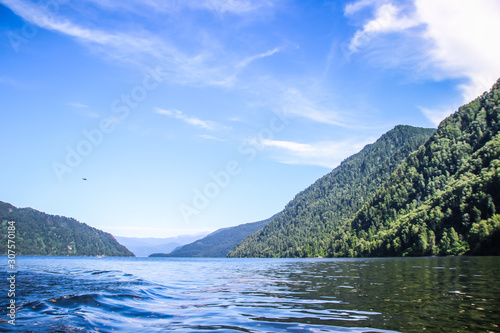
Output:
262,140,313,153
1,0,172,60
280,88,346,126
198,134,226,141
155,108,219,130
68,102,89,108
345,0,380,15
345,0,500,124
244,76,351,127
261,138,373,169
186,0,275,15
238,47,280,68
84,0,275,15
4,0,343,132
1,0,279,88
67,102,101,118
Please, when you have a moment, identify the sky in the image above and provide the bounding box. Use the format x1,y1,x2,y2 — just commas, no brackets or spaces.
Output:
1,0,500,238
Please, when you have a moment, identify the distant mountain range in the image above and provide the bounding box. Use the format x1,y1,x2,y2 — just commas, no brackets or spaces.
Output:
116,233,210,257
229,78,500,257
0,201,133,256
150,217,272,257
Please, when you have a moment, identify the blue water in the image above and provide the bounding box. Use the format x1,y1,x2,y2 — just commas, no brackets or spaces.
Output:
1,256,499,332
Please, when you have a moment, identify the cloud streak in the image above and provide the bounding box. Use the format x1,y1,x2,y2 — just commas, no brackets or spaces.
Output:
245,76,350,127
261,138,373,169
198,134,226,141
68,102,89,108
155,108,219,130
84,0,275,15
186,0,275,15
238,47,280,68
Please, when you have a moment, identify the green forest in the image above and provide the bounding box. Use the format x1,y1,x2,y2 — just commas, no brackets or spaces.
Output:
229,79,500,258
0,201,134,256
151,217,272,257
341,79,500,257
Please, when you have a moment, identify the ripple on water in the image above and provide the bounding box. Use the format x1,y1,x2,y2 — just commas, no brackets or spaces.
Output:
2,256,500,333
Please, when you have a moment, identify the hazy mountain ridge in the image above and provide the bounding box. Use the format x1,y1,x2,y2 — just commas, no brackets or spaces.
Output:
116,233,210,257
0,201,134,257
228,125,436,257
151,217,272,257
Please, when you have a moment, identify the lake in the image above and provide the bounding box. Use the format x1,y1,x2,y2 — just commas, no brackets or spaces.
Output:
1,256,499,332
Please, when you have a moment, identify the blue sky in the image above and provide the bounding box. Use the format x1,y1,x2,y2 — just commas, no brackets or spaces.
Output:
1,0,500,238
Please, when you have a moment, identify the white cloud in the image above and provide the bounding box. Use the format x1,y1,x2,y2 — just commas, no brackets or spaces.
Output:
346,0,500,125
261,138,372,169
68,102,89,108
348,3,419,53
198,134,226,141
67,102,102,118
155,108,219,130
262,140,313,153
238,47,280,68
186,0,275,14
85,0,275,15
414,0,500,101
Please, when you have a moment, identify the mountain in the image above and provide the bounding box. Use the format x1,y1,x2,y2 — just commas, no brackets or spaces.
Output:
151,217,272,257
115,233,210,257
0,201,134,256
228,125,436,258
335,78,500,257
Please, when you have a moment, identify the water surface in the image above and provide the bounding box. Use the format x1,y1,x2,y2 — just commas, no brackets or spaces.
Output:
1,256,499,332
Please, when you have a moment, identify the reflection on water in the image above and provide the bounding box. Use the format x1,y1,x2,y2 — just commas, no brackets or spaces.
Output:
1,256,499,332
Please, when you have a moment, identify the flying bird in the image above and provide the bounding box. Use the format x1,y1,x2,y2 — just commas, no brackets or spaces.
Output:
82,178,87,181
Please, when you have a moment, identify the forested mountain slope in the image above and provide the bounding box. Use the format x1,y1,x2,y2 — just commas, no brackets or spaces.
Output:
151,218,271,257
228,126,435,257
0,201,134,256
340,79,500,257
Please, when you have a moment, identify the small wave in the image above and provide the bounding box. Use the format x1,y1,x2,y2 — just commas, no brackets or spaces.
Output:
90,270,113,275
